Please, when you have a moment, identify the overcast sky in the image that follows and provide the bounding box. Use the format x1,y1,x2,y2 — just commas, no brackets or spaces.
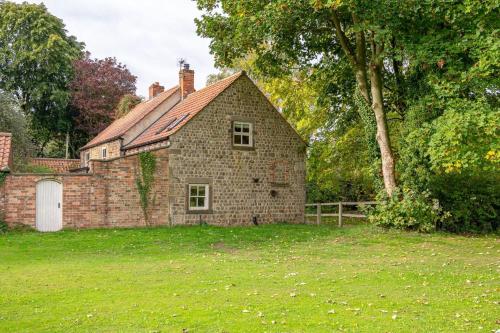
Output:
15,0,217,97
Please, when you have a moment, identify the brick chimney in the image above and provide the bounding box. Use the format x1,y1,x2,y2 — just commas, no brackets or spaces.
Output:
149,82,164,99
179,63,195,99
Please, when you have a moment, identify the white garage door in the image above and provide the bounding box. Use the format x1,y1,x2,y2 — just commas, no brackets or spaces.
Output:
36,180,63,232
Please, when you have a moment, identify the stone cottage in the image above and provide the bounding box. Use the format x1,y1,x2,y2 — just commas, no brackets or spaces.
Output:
0,66,306,231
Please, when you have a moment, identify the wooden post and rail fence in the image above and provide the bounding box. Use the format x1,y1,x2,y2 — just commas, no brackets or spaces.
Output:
305,201,377,227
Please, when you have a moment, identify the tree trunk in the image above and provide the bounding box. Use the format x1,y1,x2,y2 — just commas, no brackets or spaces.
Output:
65,131,70,159
331,10,397,196
369,62,397,196
355,66,371,103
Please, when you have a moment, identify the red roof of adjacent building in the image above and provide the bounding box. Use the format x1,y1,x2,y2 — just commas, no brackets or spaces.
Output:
124,71,244,149
0,132,13,171
81,86,180,150
30,158,81,173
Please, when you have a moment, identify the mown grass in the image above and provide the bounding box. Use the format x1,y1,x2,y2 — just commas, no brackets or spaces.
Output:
0,224,498,332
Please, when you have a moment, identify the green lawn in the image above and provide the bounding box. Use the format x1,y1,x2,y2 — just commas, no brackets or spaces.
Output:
0,224,498,332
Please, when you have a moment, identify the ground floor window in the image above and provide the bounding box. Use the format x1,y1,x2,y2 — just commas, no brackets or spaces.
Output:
188,184,209,210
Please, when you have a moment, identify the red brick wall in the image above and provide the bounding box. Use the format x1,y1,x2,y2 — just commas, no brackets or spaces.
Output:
1,174,97,228
90,149,169,228
1,149,169,229
30,158,80,173
0,175,6,220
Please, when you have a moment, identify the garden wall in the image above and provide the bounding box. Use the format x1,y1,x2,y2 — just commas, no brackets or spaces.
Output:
0,149,169,229
30,158,80,173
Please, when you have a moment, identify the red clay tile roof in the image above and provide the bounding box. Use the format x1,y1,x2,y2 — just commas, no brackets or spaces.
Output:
0,132,13,171
30,158,80,173
81,86,180,150
124,71,244,149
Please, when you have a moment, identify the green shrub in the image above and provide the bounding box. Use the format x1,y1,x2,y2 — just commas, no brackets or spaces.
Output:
396,98,499,234
368,188,447,233
8,223,35,233
21,164,54,173
431,172,499,233
0,212,7,234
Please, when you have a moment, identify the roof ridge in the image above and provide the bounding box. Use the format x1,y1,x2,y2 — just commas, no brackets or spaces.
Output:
0,132,12,136
122,97,183,149
189,71,243,96
81,85,179,150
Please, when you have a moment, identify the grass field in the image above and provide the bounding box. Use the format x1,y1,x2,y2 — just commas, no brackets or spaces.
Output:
0,224,498,332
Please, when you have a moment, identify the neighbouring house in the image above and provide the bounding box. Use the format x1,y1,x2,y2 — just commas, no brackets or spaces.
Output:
0,65,306,231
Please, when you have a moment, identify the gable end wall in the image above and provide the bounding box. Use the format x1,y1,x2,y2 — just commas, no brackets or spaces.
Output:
167,75,306,225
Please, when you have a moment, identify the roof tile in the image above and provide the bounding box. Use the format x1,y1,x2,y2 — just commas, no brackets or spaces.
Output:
82,86,179,149
125,71,243,149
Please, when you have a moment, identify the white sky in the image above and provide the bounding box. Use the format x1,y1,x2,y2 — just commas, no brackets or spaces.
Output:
15,0,217,97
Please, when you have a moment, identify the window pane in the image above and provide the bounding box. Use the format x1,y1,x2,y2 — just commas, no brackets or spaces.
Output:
190,186,198,196
242,125,250,133
198,186,205,196
198,197,205,208
242,135,250,145
234,124,242,132
234,135,241,144
190,197,197,207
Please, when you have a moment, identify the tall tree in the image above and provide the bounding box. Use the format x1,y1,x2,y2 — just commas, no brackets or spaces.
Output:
115,94,142,119
0,1,83,151
69,52,137,138
0,91,33,170
195,0,441,196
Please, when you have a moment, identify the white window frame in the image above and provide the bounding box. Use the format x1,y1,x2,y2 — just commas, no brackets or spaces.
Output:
84,152,90,166
233,121,253,147
101,146,107,159
188,184,209,211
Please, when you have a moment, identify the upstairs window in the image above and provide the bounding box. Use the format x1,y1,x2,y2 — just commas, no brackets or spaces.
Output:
233,122,253,147
188,184,209,211
101,146,107,159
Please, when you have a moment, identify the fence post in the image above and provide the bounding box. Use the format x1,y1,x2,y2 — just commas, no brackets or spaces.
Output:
316,204,321,225
338,202,343,227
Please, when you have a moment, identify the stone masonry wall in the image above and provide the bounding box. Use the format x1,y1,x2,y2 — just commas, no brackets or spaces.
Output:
80,139,122,167
166,75,306,226
1,149,169,229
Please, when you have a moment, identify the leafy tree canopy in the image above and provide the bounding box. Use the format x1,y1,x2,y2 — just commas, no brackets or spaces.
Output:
199,0,499,231
0,91,34,170
69,52,137,138
115,94,142,119
0,1,83,139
